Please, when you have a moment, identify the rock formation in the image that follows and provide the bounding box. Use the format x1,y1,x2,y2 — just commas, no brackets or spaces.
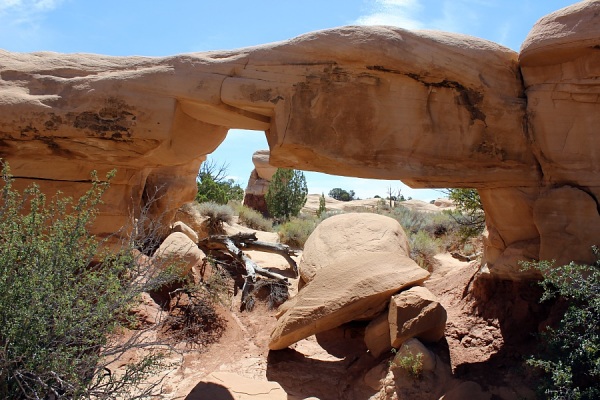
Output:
269,250,429,350
1,2,599,279
243,150,276,215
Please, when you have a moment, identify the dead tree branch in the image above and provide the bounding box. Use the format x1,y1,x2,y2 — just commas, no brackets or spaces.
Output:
198,234,291,309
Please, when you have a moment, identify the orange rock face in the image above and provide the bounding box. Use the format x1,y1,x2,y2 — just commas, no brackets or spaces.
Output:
0,2,599,278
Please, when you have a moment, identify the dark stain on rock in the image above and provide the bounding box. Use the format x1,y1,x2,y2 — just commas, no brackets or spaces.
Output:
44,114,63,131
20,125,39,137
0,139,11,158
367,66,487,125
247,87,273,102
405,73,486,125
39,137,76,158
366,65,403,74
71,97,136,140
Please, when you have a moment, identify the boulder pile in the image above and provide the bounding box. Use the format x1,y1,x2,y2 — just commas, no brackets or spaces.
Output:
269,213,447,356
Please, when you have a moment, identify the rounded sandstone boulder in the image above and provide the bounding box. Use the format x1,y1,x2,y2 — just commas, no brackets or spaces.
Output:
298,213,410,285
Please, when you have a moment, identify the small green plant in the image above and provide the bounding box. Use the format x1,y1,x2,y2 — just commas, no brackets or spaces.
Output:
237,204,273,231
391,349,424,379
197,201,234,234
522,250,600,400
278,217,318,248
266,168,308,221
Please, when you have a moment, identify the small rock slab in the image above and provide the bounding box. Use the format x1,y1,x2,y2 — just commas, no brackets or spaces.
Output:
269,252,429,350
389,286,447,348
187,372,287,399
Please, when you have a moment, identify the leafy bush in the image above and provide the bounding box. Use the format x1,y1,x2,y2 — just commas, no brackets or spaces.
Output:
446,188,485,238
265,168,308,221
278,217,318,248
237,205,273,231
0,164,180,400
197,201,234,234
523,251,600,400
196,159,244,205
328,188,355,202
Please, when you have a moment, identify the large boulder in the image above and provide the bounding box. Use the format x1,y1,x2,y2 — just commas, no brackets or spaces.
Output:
269,252,429,350
298,213,410,284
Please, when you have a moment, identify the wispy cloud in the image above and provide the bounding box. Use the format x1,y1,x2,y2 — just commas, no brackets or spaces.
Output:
0,0,64,51
355,0,496,36
0,0,63,13
355,0,424,29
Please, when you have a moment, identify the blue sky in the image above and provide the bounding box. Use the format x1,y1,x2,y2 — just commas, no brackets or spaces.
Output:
0,0,577,200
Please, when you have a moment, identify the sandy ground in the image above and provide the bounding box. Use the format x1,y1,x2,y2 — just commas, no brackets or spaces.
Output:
302,194,454,215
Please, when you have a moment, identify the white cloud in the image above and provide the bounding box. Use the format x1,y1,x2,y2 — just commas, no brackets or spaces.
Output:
354,0,424,29
0,0,63,20
355,0,493,35
0,0,64,50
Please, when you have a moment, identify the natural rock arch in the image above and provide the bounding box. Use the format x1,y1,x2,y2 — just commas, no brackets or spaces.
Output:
1,2,599,280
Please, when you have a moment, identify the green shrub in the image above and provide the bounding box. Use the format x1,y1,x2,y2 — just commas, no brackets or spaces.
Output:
317,193,326,218
446,188,485,238
522,251,600,400
328,188,355,202
266,168,308,221
391,349,424,379
196,159,244,204
197,201,234,234
0,164,180,400
278,217,317,248
409,230,442,270
237,205,273,231
384,206,431,234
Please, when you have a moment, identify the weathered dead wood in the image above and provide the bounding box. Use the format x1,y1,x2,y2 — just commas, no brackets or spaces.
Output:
198,234,292,309
199,232,298,276
450,251,482,262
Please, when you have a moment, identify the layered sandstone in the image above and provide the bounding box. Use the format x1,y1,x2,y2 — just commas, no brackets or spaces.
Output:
1,1,599,278
243,150,276,215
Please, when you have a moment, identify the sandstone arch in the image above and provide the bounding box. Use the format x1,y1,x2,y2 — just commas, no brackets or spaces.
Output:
1,2,599,280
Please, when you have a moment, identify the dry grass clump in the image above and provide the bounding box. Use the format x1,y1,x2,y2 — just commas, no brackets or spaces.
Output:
196,201,234,234
237,204,273,231
278,217,318,248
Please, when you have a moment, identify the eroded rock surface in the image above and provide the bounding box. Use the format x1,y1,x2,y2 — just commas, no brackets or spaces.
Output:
1,1,600,278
